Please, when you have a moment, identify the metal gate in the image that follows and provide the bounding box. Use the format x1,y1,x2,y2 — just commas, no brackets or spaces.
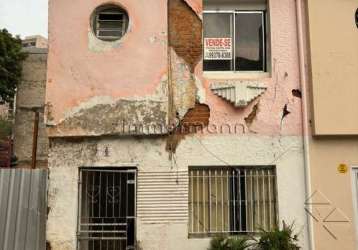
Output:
77,168,136,250
0,169,47,250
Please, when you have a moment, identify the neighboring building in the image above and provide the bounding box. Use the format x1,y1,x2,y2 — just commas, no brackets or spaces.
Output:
303,0,358,250
45,0,311,249
0,35,47,122
12,35,49,169
13,47,48,169
0,102,10,119
22,35,48,49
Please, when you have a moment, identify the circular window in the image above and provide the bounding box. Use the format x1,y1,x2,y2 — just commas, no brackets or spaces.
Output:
92,4,129,41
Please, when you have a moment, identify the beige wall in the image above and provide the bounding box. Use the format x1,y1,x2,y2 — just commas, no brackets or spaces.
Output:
306,0,358,249
307,0,358,135
308,138,358,250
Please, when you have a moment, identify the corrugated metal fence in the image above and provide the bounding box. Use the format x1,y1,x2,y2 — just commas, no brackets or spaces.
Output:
0,169,47,250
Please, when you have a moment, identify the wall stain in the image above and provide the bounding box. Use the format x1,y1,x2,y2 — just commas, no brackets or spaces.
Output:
292,89,302,98
52,99,167,136
282,104,291,120
245,102,259,129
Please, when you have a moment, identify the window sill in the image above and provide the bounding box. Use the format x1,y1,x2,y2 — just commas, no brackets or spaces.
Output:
203,71,271,80
188,232,260,239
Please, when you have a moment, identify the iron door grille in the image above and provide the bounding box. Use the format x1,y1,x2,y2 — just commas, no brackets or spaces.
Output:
77,168,136,250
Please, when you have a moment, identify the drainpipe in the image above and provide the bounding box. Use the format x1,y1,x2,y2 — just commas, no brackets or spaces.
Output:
295,0,314,249
31,110,39,169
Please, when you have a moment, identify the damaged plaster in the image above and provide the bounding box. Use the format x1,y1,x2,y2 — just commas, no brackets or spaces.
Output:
245,102,260,131
169,49,198,119
292,89,302,98
168,0,205,130
165,0,208,153
166,103,210,153
282,104,291,120
52,99,168,136
88,32,123,52
195,75,206,103
45,0,310,249
46,135,308,250
48,73,169,137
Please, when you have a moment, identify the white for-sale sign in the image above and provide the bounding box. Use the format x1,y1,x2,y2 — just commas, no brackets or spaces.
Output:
204,38,232,60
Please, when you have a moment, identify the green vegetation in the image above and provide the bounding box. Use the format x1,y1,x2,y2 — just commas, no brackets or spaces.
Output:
0,29,27,104
254,222,300,250
208,222,300,250
0,117,12,139
209,236,251,250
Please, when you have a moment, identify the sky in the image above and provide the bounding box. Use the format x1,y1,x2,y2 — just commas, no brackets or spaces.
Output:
0,0,48,38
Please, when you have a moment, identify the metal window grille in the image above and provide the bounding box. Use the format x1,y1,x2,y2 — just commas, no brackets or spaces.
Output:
95,7,128,41
77,168,136,250
188,166,278,236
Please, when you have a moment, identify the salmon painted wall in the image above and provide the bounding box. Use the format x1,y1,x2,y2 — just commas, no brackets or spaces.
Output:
196,0,303,137
46,0,303,137
46,0,168,135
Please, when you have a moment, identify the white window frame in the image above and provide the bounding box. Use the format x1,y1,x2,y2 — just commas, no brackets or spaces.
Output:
351,167,358,246
203,10,267,74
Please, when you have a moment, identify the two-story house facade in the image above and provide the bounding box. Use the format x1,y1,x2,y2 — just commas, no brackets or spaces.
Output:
45,0,310,249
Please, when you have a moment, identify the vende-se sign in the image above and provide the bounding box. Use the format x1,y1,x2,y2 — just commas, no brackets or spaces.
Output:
204,38,232,60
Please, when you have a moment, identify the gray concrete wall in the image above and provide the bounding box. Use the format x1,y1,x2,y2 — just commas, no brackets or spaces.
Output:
13,48,48,168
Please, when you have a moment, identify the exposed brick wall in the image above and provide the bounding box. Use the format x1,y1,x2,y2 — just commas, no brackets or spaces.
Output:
168,0,202,72
180,103,210,132
166,103,210,153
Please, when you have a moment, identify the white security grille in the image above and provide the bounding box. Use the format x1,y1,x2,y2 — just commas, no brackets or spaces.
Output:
189,167,278,236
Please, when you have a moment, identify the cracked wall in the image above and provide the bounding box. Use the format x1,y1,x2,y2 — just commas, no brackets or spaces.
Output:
47,0,303,138
168,0,204,122
47,0,205,138
46,0,169,137
166,0,209,152
46,0,309,249
195,0,303,137
46,135,308,250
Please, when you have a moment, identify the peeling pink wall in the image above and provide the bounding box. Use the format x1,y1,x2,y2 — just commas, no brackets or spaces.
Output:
184,0,202,16
193,0,303,136
47,0,302,136
47,0,168,123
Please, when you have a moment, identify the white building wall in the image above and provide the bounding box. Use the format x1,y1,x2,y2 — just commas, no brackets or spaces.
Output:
46,135,309,250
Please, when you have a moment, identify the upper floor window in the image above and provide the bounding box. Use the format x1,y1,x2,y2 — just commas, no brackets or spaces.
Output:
203,0,269,72
92,5,129,42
